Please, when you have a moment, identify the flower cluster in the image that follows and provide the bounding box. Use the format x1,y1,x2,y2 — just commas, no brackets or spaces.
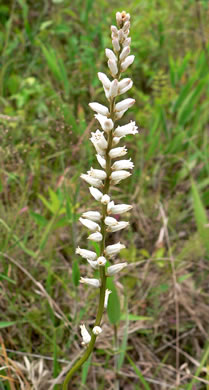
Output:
77,11,138,347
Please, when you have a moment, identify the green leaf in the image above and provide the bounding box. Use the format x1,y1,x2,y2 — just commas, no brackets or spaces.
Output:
72,260,80,287
126,354,151,390
106,277,121,325
81,354,92,385
191,180,209,254
120,314,153,321
0,321,16,329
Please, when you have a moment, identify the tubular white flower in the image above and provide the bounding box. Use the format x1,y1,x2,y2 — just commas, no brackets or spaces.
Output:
89,187,103,201
82,211,101,222
88,168,107,180
112,159,134,170
115,109,127,120
118,29,125,42
118,78,133,95
90,130,108,150
105,242,125,257
122,37,131,47
87,232,103,242
107,201,133,215
76,247,97,260
107,221,129,232
108,59,118,77
104,216,118,226
96,256,107,266
93,326,102,335
112,136,123,146
89,102,109,116
104,289,112,308
80,324,91,345
109,146,127,159
116,12,122,27
96,154,106,169
109,79,119,98
97,72,111,89
115,98,135,112
120,46,130,61
121,55,135,72
79,217,101,232
101,194,110,204
111,25,118,37
114,122,138,137
110,170,131,182
123,21,130,33
81,174,103,188
105,48,117,62
87,259,98,269
112,38,120,52
95,114,113,132
80,277,101,288
106,262,128,276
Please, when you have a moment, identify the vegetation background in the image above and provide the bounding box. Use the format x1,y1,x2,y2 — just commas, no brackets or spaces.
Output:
0,0,209,389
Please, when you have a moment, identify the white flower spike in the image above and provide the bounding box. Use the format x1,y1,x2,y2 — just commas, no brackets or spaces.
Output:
65,11,138,385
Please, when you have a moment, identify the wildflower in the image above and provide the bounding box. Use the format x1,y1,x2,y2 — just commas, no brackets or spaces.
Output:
105,242,125,257
80,277,101,288
82,211,101,222
79,217,101,232
88,232,103,242
80,324,91,345
93,326,102,335
76,247,97,261
106,262,128,276
104,289,112,308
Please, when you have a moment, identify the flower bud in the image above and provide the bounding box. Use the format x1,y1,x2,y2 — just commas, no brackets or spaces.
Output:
105,242,125,257
95,114,113,132
108,59,118,77
87,232,103,242
96,154,106,169
76,247,97,260
93,326,102,335
109,79,118,98
112,159,134,170
89,102,109,116
114,122,138,137
105,48,117,62
107,201,133,215
116,12,122,27
80,277,101,288
112,38,120,52
111,25,118,37
118,78,133,95
122,37,131,47
106,262,127,276
119,46,130,62
89,187,103,201
110,170,131,182
104,289,112,308
97,256,107,266
87,259,98,269
121,55,135,72
80,324,91,345
79,217,101,232
97,72,111,89
81,174,103,188
88,168,107,180
104,216,118,226
101,194,110,204
82,211,101,222
107,221,129,232
115,98,135,112
109,146,127,159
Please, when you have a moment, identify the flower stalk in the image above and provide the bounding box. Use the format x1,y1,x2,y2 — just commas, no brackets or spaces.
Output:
63,10,138,389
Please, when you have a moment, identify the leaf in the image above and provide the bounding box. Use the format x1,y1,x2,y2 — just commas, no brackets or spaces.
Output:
30,211,48,227
117,307,129,370
81,354,92,385
106,277,121,325
126,354,151,390
0,321,16,329
72,260,80,287
191,180,209,254
120,314,153,321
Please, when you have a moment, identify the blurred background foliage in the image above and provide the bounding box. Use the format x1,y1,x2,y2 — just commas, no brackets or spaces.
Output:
0,0,209,389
